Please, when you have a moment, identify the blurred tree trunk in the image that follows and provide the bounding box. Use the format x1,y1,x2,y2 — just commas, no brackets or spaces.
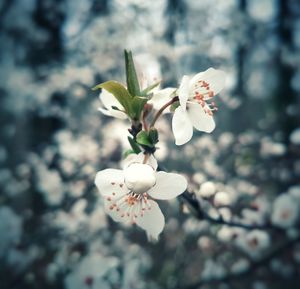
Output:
165,0,186,45
235,0,247,99
275,0,297,143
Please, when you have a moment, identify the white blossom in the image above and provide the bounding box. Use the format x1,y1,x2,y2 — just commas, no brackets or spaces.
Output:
235,230,270,258
230,258,250,274
217,226,234,242
201,259,226,280
198,181,216,198
218,207,232,221
65,253,118,289
36,165,64,206
95,153,187,240
271,194,299,228
172,68,226,145
214,191,231,207
290,128,300,145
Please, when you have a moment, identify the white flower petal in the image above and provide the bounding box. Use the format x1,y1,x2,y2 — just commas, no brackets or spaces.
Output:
121,153,138,169
177,75,190,111
172,107,193,145
190,68,226,96
188,102,216,133
98,107,127,120
148,171,187,200
98,90,127,119
94,169,128,197
149,88,176,111
123,152,158,170
104,200,126,223
99,89,123,110
108,109,127,119
98,106,127,120
98,107,114,117
136,200,165,240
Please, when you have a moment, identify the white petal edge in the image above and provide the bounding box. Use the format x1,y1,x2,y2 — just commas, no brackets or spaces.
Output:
187,102,216,133
190,68,226,96
108,109,127,119
95,169,128,197
148,171,187,200
136,200,165,240
177,75,190,111
98,107,127,120
172,106,193,145
149,87,176,112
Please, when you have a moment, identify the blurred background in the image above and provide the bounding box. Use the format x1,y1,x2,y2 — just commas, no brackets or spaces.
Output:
0,0,300,288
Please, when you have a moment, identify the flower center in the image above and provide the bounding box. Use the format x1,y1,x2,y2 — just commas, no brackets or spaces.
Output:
192,80,218,116
281,210,291,220
124,163,156,194
107,191,152,223
84,276,94,287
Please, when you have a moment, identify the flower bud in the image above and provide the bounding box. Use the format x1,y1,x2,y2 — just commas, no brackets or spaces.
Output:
214,191,231,207
198,181,216,198
124,163,156,194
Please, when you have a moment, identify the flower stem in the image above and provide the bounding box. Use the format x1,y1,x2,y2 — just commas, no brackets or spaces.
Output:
142,111,149,132
150,96,179,128
143,153,150,164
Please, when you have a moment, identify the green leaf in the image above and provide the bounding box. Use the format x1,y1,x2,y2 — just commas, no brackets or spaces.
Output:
136,131,153,147
123,149,136,159
92,81,132,113
140,81,161,96
148,128,159,144
127,136,142,154
130,96,148,120
124,50,140,96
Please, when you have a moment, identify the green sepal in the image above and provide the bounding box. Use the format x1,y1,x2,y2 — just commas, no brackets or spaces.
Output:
123,149,136,159
124,50,140,97
136,131,153,147
170,101,180,112
140,81,161,96
127,136,142,154
92,81,132,114
148,128,159,144
130,96,148,120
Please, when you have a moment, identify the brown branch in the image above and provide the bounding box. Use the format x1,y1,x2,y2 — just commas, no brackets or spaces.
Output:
179,191,277,231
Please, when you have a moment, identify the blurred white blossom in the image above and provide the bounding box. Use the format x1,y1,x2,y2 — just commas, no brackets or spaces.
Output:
236,230,270,258
271,194,299,228
65,253,118,289
198,181,216,198
290,128,300,145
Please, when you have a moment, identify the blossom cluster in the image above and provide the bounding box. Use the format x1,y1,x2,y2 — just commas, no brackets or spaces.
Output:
1,1,300,288
94,51,226,239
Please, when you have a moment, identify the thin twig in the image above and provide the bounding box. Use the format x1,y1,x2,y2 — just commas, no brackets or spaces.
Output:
179,191,277,231
142,110,149,132
150,96,179,128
